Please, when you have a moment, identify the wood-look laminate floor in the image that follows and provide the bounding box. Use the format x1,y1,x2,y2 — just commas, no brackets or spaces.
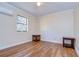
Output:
0,41,77,57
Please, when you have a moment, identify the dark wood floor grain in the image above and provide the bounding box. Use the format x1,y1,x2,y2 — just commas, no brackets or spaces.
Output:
0,41,77,57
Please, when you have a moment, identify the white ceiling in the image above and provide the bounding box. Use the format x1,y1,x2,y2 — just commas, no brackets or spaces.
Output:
0,2,78,16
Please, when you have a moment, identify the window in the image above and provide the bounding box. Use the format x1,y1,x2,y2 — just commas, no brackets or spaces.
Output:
16,15,28,32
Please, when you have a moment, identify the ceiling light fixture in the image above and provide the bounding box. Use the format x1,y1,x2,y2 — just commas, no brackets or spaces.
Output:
37,2,41,6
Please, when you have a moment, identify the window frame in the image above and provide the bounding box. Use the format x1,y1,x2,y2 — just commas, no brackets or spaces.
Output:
16,15,28,32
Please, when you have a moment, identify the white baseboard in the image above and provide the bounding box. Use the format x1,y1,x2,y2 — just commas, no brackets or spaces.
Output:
0,40,31,50
42,40,62,44
0,40,62,50
1,39,61,50
75,47,79,56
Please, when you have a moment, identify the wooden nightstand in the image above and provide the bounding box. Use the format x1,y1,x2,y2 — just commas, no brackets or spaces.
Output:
32,35,40,41
63,37,75,49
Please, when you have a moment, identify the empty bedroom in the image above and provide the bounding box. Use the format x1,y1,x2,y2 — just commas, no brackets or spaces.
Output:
0,2,79,57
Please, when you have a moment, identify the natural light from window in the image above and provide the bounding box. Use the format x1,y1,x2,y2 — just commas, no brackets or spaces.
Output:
16,15,28,32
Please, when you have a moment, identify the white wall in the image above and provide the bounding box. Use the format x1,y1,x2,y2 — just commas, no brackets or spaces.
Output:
39,9,74,44
74,4,79,56
0,4,38,50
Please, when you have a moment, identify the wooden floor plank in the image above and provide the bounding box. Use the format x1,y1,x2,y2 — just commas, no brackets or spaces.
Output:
0,41,77,57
